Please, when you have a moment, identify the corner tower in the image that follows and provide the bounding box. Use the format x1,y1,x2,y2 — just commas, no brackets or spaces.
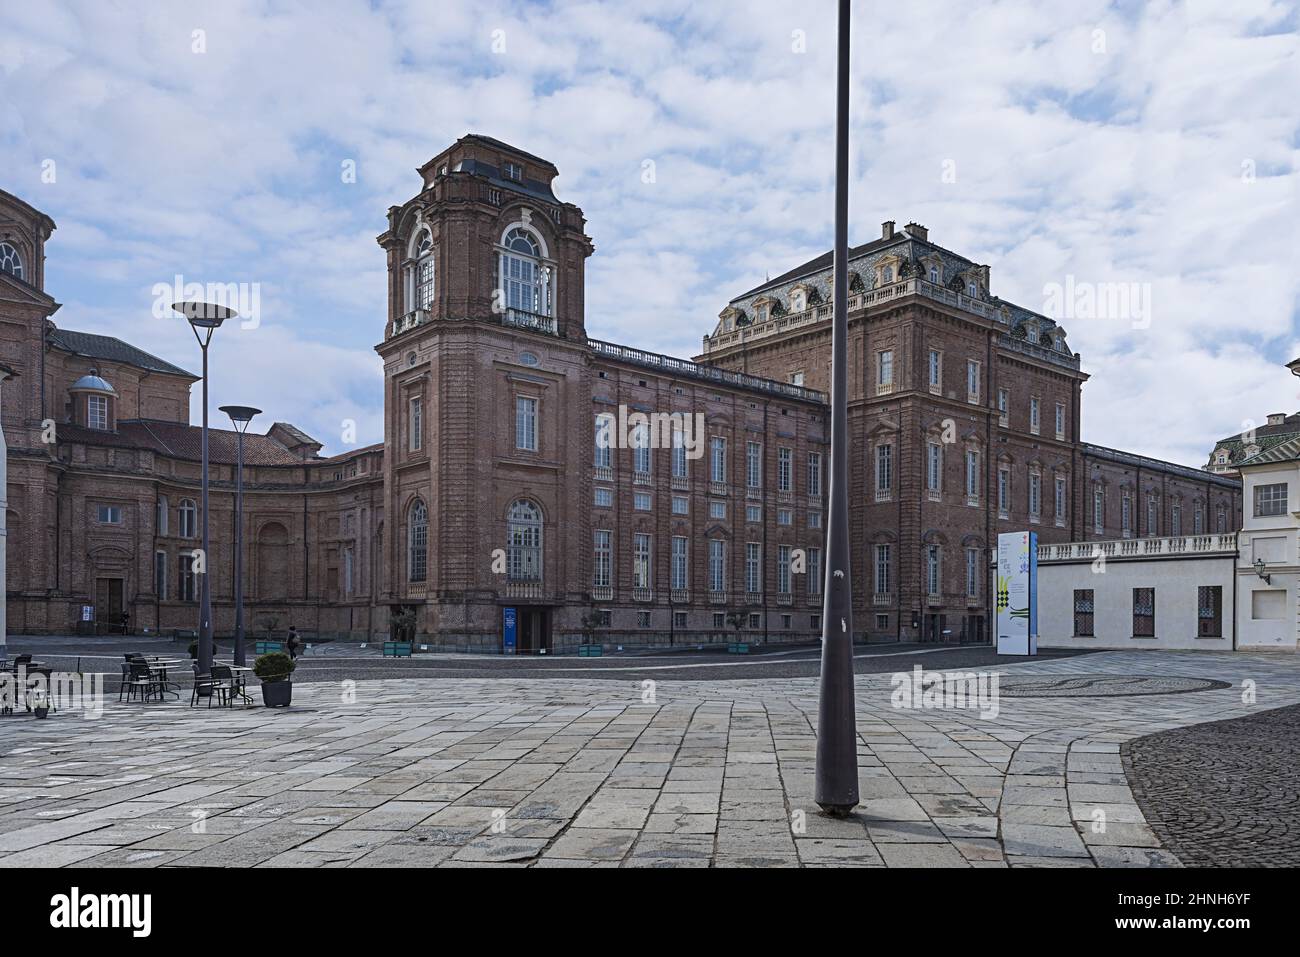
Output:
375,136,595,650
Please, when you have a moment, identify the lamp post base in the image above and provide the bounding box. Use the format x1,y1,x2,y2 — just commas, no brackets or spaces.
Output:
817,803,857,818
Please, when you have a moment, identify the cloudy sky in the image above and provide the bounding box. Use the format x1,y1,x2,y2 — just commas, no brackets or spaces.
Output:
2,0,1296,464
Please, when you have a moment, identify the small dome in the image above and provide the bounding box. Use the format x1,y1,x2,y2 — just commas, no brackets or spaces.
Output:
70,374,117,395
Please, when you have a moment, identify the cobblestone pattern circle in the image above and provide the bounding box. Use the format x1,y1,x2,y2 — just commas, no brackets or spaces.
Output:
995,675,1231,697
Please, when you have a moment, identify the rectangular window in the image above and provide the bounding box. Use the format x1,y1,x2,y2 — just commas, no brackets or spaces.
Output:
746,441,762,489
1254,482,1288,517
876,444,893,496
1122,495,1132,536
1132,587,1155,637
925,545,941,596
409,396,423,452
594,487,613,508
710,437,727,483
965,450,979,500
674,611,687,629
515,395,537,451
926,443,942,493
1146,496,1158,537
633,492,652,511
1197,586,1222,637
178,554,196,602
1029,472,1041,518
594,414,612,467
88,394,108,430
710,500,727,520
708,540,725,592
637,611,651,629
1094,487,1105,532
1194,503,1204,535
808,510,822,529
97,505,122,524
808,547,822,595
748,613,761,630
671,495,689,515
633,424,651,474
928,350,941,389
777,508,792,526
633,533,652,589
998,467,1010,516
1055,402,1066,440
777,447,792,492
807,452,822,496
1073,589,1094,636
156,495,168,536
875,543,891,595
745,543,761,594
1171,503,1182,536
746,504,761,523
965,547,979,598
997,388,1008,426
1029,397,1041,434
154,550,167,598
671,435,688,478
671,536,688,591
878,350,893,390
777,545,791,594
1055,477,1067,524
966,360,980,401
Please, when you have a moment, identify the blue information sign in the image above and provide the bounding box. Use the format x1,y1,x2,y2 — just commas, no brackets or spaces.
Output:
503,607,517,655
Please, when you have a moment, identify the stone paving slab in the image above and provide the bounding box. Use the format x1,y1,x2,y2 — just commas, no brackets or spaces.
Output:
1,650,1299,867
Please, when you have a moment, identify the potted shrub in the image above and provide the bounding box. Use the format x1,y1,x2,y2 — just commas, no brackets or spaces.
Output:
253,651,295,707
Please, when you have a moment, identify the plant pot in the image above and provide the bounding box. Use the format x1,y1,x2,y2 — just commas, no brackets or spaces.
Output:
261,679,292,708
34,705,49,719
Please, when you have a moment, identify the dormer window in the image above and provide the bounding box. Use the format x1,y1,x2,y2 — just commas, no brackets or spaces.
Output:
1026,326,1039,343
883,266,894,283
88,394,109,431
0,242,22,280
790,288,807,313
503,161,523,182
929,266,938,283
967,281,977,297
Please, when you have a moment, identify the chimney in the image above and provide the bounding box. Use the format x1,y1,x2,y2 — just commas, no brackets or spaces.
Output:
904,222,928,242
1267,413,1286,426
881,220,895,240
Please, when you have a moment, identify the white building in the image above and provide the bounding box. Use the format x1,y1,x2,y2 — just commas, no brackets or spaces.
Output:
1037,535,1238,650
1233,436,1300,650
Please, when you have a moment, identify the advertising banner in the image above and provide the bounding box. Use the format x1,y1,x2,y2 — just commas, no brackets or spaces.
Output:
996,531,1037,655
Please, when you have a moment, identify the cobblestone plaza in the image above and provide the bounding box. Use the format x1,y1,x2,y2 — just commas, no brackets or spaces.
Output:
1,650,1295,868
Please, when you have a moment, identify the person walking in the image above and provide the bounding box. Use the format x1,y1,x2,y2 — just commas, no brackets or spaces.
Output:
286,625,302,660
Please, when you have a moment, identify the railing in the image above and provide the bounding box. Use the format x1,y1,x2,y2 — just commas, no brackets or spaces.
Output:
589,338,826,403
593,465,613,482
926,594,944,607
391,309,429,336
1038,533,1239,562
708,591,728,605
633,472,652,486
670,589,690,603
873,593,893,606
776,593,793,606
502,308,557,335
874,489,892,503
505,581,543,599
632,587,653,602
671,476,689,491
592,585,613,601
709,481,728,496
998,334,1080,371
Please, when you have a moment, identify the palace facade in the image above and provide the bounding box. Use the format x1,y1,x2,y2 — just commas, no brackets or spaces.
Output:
1,136,1242,649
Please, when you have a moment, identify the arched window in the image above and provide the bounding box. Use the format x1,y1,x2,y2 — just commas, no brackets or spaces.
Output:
405,229,434,313
178,499,197,538
506,500,542,581
499,227,550,316
408,499,428,583
0,242,22,280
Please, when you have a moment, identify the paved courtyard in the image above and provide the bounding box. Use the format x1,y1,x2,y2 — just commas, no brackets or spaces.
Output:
1,650,1296,868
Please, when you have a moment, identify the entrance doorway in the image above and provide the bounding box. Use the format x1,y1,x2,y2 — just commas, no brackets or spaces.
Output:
95,578,125,634
505,606,551,654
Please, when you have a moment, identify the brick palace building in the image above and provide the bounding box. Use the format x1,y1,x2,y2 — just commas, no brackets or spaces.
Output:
0,136,1243,649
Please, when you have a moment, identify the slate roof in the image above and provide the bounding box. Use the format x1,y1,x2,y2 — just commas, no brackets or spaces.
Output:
1237,434,1300,468
1207,413,1300,468
48,328,196,379
59,419,313,467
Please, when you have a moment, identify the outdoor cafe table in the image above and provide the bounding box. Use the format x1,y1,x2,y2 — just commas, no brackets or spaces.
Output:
214,663,255,706
140,657,186,700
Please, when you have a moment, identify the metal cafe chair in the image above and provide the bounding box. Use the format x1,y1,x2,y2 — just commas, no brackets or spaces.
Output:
124,660,163,703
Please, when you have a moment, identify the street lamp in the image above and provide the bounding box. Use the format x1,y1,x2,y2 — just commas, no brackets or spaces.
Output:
173,301,237,676
815,0,859,817
220,405,261,666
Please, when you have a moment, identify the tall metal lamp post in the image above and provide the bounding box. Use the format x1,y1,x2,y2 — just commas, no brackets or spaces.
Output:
220,405,261,667
815,0,859,816
172,301,237,676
